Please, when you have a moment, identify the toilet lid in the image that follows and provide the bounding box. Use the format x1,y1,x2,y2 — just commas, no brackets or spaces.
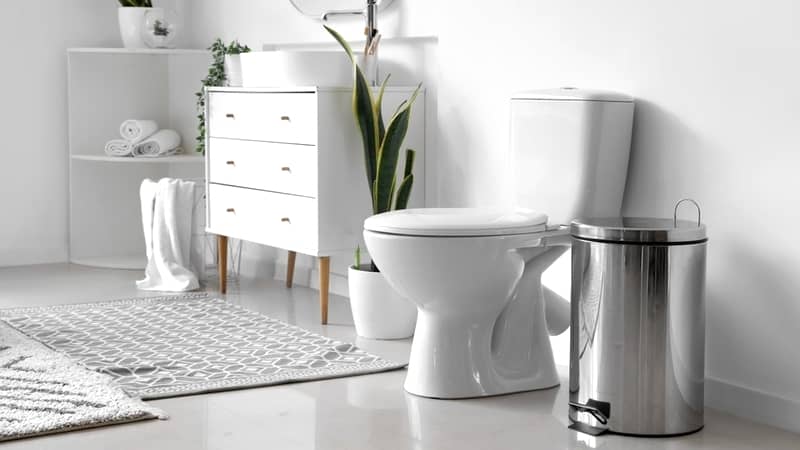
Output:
364,208,548,237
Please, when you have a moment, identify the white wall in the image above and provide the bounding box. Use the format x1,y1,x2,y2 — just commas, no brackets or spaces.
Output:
0,2,119,266
188,0,800,431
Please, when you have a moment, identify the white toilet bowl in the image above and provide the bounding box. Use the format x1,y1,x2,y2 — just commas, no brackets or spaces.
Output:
364,207,572,399
362,88,635,399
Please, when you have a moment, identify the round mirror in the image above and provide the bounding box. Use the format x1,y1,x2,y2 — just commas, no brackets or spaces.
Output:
289,0,395,19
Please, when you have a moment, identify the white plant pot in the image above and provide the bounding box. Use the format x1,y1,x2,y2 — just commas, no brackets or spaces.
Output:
348,265,417,340
225,54,244,87
118,7,155,49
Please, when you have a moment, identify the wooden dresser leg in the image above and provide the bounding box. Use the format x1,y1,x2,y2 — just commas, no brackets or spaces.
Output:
286,251,297,288
319,256,330,325
218,235,228,294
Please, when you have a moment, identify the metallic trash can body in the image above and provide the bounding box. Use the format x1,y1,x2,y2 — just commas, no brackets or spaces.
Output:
568,215,707,436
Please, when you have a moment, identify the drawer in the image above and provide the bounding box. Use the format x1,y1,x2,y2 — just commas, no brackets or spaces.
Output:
208,183,317,250
208,92,317,145
209,138,317,197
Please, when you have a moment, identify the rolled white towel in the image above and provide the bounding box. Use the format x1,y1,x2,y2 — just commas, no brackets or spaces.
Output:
132,129,181,158
120,119,159,144
104,139,132,157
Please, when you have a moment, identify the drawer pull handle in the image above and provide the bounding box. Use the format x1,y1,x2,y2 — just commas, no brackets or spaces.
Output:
280,115,291,122
281,166,291,172
226,160,235,165
281,217,291,223
226,208,235,213
225,113,235,119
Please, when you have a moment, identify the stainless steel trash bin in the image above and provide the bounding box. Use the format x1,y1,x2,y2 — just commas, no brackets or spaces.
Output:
568,200,707,436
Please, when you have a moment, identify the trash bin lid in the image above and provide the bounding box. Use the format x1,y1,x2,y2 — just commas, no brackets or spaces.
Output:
570,217,707,244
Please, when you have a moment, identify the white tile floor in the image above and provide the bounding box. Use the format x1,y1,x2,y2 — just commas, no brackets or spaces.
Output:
1,263,798,449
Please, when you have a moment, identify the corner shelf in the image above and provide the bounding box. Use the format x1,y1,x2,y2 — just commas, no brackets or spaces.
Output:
68,48,208,55
71,154,204,164
68,48,210,269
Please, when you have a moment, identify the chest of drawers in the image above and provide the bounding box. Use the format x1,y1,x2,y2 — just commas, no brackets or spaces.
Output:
205,87,425,323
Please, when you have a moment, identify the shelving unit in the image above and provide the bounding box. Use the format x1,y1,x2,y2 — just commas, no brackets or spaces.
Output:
70,154,204,163
67,48,210,269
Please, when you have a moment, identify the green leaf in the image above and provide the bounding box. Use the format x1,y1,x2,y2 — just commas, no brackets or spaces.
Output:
373,106,411,212
373,85,421,213
403,148,416,178
324,25,380,200
394,149,415,210
375,73,391,145
394,174,414,210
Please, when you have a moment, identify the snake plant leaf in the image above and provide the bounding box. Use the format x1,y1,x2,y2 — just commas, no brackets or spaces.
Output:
373,84,422,213
394,149,415,210
324,25,380,196
394,174,414,211
376,74,391,145
374,106,411,212
403,148,416,178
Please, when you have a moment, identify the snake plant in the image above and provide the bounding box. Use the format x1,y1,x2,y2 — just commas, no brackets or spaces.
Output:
324,25,422,215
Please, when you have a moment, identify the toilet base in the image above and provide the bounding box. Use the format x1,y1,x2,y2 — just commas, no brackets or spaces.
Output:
403,310,561,399
404,382,561,400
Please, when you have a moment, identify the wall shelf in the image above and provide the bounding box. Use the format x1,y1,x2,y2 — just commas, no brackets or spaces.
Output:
68,47,208,55
68,49,209,269
72,154,204,164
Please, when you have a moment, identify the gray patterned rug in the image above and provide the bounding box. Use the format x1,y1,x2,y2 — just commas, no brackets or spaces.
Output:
0,293,404,399
0,322,163,442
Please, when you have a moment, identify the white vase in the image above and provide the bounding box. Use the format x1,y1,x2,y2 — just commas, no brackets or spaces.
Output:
118,7,156,49
225,54,244,87
348,265,417,339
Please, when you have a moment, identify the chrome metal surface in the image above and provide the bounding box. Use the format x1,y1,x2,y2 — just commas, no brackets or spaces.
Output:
570,217,707,243
569,236,706,435
288,0,394,22
674,198,701,227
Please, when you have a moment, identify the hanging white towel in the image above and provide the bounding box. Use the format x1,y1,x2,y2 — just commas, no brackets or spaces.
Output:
104,139,132,156
137,178,200,292
119,119,159,144
132,129,181,158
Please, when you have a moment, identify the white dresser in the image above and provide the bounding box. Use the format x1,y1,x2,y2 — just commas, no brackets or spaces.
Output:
205,86,425,323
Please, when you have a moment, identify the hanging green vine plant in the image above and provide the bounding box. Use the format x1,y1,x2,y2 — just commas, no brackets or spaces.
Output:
195,39,250,153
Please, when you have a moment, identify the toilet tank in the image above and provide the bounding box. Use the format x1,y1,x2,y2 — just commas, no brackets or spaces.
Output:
510,88,634,226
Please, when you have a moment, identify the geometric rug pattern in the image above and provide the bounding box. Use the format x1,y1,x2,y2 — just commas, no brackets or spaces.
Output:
0,293,405,399
0,322,163,442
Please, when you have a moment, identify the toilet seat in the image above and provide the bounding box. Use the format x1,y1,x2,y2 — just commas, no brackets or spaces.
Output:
364,207,548,237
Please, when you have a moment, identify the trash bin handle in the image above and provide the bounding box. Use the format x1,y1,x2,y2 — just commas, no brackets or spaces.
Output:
674,198,701,227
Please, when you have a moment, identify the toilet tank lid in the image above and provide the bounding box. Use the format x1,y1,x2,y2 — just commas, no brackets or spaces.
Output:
512,88,633,103
364,208,548,237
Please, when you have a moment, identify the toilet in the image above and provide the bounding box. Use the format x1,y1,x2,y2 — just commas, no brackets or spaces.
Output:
364,88,635,399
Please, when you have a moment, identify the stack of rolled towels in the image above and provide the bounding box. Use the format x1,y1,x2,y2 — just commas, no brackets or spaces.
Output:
105,120,182,158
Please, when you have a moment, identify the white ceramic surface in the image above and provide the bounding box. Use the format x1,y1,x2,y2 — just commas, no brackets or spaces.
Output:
239,51,352,87
365,228,571,398
364,207,547,236
510,88,634,225
348,265,417,340
362,92,635,399
117,7,155,49
224,54,244,87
